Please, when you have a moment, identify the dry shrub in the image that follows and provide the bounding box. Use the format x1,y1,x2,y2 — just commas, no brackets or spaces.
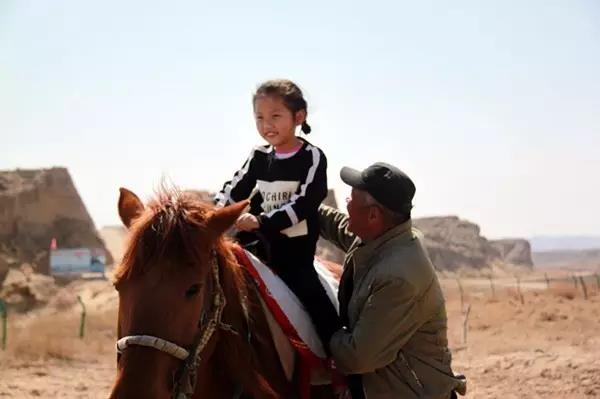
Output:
555,289,576,300
550,283,577,300
50,290,79,310
505,287,525,304
4,308,117,361
539,311,557,322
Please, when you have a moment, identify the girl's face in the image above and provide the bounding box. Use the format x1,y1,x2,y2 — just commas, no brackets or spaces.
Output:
254,95,305,151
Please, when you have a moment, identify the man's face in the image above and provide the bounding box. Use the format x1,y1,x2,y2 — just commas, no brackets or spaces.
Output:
346,188,375,239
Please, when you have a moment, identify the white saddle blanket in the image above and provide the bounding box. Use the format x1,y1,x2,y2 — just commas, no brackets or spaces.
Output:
242,249,340,359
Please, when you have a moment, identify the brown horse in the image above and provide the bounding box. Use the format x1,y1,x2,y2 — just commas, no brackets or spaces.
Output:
110,187,337,399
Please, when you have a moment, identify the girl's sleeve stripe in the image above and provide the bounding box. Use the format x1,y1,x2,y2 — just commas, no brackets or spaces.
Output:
215,147,260,206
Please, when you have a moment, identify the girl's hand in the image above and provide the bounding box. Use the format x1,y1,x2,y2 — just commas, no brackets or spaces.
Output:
235,213,259,231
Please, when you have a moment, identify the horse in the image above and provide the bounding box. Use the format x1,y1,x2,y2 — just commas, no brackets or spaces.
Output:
109,187,338,399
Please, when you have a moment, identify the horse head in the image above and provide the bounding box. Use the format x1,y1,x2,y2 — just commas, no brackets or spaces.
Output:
109,187,248,398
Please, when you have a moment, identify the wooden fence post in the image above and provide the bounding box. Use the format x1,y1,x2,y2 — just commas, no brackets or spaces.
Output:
0,299,7,350
77,296,86,339
516,276,524,305
463,304,472,345
578,276,588,300
456,278,464,309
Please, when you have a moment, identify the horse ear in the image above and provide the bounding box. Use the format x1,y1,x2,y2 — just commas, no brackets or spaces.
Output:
118,187,144,228
207,200,249,237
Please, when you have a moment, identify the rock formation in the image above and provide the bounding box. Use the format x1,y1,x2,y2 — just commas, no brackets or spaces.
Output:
0,167,111,277
490,239,533,267
413,217,534,270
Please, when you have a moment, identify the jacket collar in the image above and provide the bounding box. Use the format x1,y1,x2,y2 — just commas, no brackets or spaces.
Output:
352,219,414,271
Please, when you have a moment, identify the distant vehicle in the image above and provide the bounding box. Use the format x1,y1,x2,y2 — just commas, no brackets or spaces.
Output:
50,248,106,277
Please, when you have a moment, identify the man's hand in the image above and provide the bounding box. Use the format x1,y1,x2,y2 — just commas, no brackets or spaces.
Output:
235,213,259,231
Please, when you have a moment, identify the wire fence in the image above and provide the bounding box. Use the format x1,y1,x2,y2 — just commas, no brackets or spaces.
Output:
446,271,599,344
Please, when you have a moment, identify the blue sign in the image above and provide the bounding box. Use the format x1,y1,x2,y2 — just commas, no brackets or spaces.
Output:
50,248,106,277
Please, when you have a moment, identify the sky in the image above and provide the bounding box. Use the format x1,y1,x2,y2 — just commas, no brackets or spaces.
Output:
1,0,599,239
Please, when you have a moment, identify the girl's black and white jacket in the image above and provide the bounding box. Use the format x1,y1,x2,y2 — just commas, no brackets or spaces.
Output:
216,139,342,346
215,138,327,251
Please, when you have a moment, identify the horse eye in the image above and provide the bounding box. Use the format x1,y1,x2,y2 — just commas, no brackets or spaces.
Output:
185,283,201,299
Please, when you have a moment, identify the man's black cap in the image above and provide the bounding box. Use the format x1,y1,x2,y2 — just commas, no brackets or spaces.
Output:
340,162,415,214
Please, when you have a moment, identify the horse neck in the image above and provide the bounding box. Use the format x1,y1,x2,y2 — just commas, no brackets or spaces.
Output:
211,243,293,399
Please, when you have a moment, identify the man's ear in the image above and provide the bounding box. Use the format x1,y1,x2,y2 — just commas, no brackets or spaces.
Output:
368,205,382,222
368,207,376,221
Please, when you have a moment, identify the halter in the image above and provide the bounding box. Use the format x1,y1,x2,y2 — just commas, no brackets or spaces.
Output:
116,250,231,399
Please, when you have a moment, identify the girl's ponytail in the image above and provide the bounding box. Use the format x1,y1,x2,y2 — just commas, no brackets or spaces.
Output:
301,121,312,134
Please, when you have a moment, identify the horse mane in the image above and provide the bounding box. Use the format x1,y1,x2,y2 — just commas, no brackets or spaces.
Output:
114,188,238,283
113,186,280,397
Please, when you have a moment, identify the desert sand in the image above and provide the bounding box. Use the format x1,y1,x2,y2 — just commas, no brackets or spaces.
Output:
1,269,599,398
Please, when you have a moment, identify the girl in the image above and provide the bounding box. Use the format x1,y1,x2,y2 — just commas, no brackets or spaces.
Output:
215,79,341,350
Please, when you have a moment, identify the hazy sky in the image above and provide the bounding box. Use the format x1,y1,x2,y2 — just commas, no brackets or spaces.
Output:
2,0,599,238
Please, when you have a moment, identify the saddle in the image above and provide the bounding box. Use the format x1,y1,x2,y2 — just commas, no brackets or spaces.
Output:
232,246,341,398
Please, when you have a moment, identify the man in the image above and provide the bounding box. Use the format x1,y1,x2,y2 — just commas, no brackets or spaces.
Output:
319,162,466,399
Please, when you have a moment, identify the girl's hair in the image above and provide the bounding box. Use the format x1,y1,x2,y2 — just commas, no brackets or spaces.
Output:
253,79,312,134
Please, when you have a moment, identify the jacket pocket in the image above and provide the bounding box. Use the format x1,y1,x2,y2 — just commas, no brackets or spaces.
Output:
394,351,426,397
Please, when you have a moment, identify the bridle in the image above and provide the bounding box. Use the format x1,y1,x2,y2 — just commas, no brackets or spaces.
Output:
116,250,233,399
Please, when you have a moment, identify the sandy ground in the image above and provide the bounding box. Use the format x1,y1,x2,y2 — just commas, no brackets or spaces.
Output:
1,272,599,398
444,277,600,398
